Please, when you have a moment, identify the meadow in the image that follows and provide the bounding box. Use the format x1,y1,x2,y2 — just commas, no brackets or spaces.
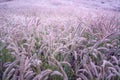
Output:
0,0,120,80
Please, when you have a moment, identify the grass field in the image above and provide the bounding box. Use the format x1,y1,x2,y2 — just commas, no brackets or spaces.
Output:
0,0,120,80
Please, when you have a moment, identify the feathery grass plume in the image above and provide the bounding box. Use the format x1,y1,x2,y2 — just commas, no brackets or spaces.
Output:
2,59,19,80
24,71,36,80
49,57,68,80
33,69,52,80
50,71,63,77
78,73,89,80
77,78,82,80
91,31,120,51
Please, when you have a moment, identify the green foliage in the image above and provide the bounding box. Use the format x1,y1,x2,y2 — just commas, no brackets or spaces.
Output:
0,42,14,63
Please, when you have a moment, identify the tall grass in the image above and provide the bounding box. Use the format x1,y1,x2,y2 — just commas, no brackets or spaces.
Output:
0,14,120,80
